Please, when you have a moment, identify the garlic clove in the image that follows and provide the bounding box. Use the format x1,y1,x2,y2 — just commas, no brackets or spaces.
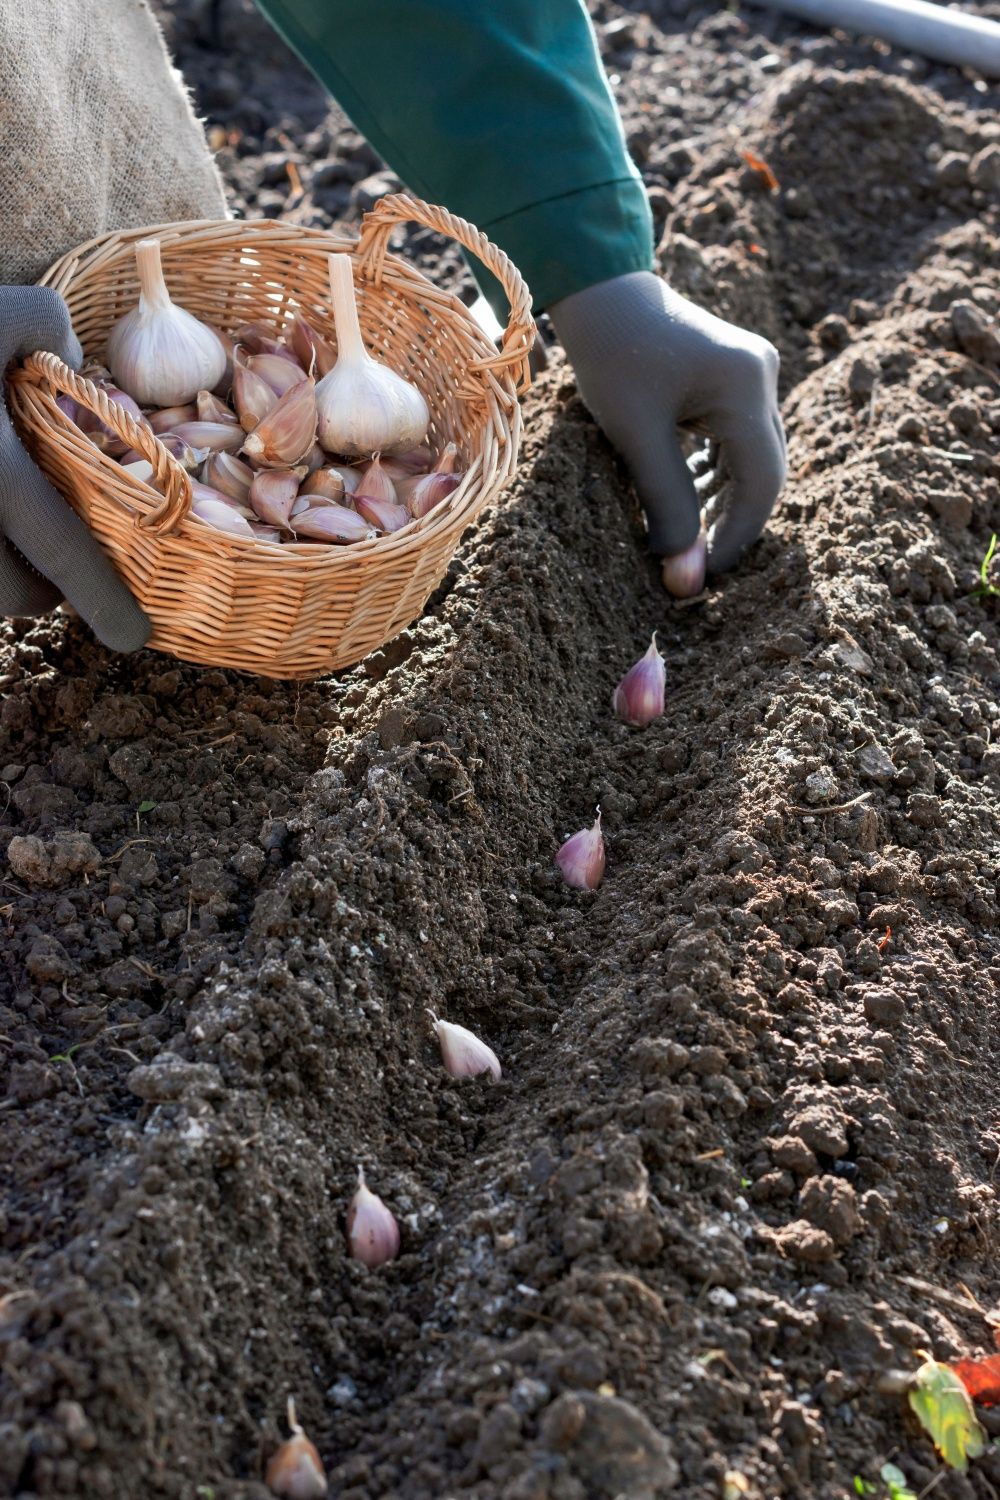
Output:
152,433,209,471
387,444,436,475
661,533,707,599
107,237,226,406
346,1166,400,1268
355,494,410,533
404,471,460,520
54,394,78,424
249,468,300,529
555,808,606,890
233,359,279,433
315,254,429,457
190,480,254,518
265,1398,327,1499
428,1011,501,1081
356,454,397,505
75,383,149,459
249,351,307,397
242,379,318,468
202,451,253,503
233,321,287,357
147,404,197,434
249,524,284,543
288,314,336,378
613,634,666,728
191,495,256,537
290,504,376,544
299,468,346,504
302,442,327,475
168,421,245,454
196,388,239,426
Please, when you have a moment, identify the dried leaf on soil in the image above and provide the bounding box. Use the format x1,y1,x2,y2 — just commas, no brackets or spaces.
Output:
907,1359,987,1470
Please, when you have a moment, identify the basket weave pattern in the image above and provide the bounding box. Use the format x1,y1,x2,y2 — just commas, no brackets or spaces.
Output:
8,198,534,679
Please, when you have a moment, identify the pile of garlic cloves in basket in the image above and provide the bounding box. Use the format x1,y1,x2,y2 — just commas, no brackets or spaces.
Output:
62,238,463,545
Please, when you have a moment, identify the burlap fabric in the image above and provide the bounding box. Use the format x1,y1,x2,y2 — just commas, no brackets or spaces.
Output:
0,1,227,288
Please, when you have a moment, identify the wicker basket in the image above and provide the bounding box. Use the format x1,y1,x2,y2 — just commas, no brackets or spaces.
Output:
8,197,534,679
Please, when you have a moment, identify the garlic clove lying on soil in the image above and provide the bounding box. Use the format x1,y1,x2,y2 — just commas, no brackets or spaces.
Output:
242,378,317,468
428,1011,502,1081
315,254,429,457
555,808,606,890
613,633,666,728
661,532,707,599
249,468,300,529
265,1397,327,1499
290,504,376,544
346,1166,400,1268
107,238,226,406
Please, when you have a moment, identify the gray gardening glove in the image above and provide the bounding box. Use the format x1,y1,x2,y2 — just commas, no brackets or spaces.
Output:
0,286,150,651
549,271,787,578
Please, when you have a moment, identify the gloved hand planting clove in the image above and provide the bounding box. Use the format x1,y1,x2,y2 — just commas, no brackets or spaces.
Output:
549,271,787,596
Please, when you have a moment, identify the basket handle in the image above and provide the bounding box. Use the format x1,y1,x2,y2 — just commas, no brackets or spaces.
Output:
17,352,193,533
356,193,536,401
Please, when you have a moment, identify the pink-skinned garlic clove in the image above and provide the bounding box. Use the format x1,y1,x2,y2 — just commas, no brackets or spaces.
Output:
555,808,606,890
612,634,666,728
346,1166,400,1268
428,1011,501,1081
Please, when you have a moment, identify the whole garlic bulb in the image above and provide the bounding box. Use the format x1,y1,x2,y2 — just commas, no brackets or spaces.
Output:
107,238,226,407
315,254,429,457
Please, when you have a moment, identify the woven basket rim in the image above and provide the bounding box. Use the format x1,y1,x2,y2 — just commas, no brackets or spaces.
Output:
24,211,532,561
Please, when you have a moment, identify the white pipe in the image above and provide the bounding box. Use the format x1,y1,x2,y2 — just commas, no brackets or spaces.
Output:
746,0,1000,75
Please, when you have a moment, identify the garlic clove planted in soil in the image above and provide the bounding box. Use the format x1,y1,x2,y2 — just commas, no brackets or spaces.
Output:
315,254,429,457
428,1011,502,1081
613,634,666,728
242,378,318,468
661,532,707,599
107,238,226,406
346,1166,400,1268
555,808,606,890
265,1398,327,1498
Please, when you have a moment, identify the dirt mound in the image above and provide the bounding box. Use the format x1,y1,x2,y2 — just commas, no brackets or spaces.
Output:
2,3,1000,1497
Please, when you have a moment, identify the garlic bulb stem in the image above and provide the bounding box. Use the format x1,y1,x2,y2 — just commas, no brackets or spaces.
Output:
328,254,367,365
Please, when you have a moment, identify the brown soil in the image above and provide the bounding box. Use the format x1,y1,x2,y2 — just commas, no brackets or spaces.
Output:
3,3,1000,1497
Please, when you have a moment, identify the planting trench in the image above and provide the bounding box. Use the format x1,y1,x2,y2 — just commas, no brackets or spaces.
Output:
2,2,1000,1496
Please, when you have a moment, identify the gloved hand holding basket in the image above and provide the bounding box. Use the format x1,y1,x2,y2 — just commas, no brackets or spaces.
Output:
8,195,534,680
